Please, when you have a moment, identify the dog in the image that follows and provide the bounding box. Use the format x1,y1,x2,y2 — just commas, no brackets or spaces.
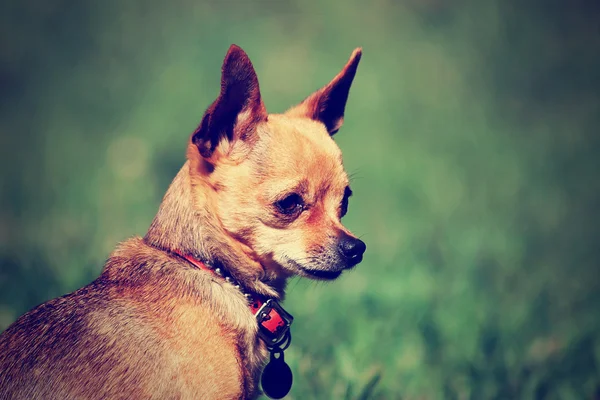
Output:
0,44,365,400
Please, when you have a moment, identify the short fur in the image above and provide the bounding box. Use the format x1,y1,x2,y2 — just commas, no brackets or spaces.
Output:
0,44,364,399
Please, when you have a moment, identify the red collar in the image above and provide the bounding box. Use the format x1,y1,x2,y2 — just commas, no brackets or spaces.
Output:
174,250,293,349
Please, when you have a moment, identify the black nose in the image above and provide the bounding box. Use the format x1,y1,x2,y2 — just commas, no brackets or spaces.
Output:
338,235,366,266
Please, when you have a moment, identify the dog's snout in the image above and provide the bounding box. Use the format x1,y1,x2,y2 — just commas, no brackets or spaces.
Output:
338,235,366,266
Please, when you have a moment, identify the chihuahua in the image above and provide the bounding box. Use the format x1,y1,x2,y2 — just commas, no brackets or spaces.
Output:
0,44,365,399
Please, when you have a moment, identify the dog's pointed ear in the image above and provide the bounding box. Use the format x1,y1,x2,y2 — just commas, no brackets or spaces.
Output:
287,48,362,135
192,45,267,160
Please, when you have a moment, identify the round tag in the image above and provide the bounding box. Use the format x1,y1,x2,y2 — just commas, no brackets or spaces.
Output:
261,351,293,399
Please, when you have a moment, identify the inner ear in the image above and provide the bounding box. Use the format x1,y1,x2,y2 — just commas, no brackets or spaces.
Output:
287,48,362,135
192,44,267,159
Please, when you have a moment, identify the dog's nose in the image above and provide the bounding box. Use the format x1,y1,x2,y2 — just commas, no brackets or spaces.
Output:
338,235,366,266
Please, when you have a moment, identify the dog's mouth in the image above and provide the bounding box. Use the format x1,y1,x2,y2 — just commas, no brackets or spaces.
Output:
283,256,344,281
300,268,342,280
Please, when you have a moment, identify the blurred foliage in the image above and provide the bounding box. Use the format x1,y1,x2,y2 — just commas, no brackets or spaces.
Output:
1,0,599,398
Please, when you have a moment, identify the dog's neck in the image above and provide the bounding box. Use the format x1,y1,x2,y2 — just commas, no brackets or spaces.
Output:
144,161,286,299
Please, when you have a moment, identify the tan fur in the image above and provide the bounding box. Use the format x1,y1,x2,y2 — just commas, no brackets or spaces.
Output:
201,115,352,278
0,45,363,399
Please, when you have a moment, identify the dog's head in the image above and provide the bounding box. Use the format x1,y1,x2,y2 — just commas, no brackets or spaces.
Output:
188,45,365,281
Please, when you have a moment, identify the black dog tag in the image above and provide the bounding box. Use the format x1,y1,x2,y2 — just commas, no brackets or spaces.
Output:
261,350,293,399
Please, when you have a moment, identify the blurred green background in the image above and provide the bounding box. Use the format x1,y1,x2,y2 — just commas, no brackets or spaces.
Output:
1,0,599,398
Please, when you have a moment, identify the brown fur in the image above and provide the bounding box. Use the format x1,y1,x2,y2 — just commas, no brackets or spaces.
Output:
0,44,363,399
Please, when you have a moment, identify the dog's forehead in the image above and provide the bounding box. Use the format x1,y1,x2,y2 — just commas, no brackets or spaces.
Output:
251,114,347,189
262,114,342,157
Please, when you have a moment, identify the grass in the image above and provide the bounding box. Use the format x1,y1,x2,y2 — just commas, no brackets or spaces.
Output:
1,1,599,398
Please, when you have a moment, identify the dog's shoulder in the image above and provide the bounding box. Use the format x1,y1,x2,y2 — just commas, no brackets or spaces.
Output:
0,238,253,399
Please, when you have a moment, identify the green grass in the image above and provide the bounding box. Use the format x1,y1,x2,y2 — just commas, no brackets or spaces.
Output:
1,1,599,398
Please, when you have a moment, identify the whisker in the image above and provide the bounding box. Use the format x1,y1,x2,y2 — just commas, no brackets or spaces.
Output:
348,168,364,182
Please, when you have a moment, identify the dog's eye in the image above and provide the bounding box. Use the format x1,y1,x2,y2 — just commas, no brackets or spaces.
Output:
340,198,349,218
340,186,352,218
276,193,304,215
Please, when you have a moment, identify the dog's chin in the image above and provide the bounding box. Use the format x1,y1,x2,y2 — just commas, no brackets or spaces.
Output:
282,257,344,281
